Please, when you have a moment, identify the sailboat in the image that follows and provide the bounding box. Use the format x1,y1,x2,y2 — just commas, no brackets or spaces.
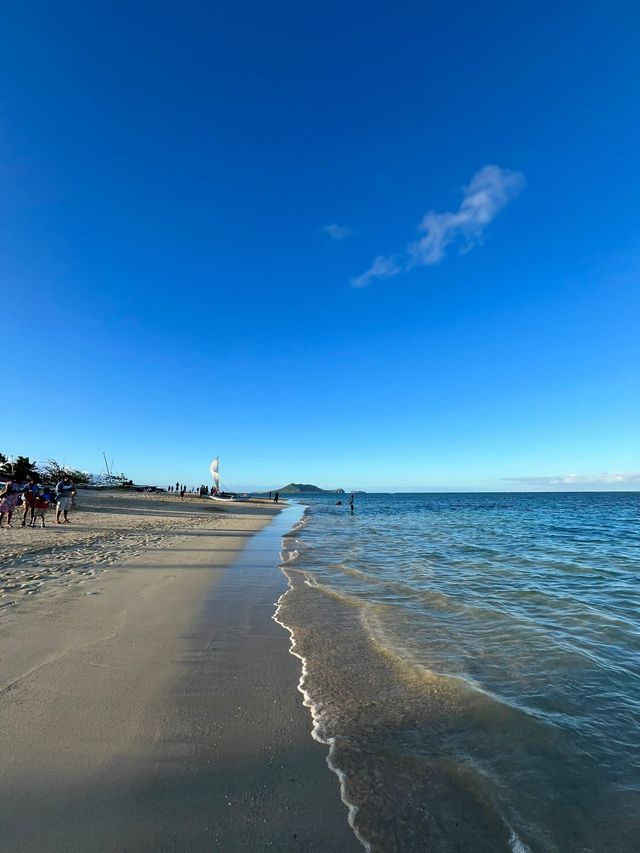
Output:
208,457,251,502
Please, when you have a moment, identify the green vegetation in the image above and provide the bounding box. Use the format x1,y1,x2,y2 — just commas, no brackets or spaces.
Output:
40,460,92,486
0,453,125,485
0,454,38,482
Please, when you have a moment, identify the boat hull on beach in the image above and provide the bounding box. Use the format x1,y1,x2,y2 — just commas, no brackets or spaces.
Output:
209,493,251,503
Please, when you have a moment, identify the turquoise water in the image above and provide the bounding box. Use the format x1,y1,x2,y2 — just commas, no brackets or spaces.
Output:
276,492,640,852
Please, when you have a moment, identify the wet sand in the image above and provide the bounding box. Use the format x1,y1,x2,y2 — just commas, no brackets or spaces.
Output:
0,491,359,851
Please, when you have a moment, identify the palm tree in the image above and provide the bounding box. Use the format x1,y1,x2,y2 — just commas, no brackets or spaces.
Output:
0,455,38,482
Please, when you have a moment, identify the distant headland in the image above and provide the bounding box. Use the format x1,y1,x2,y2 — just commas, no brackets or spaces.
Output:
270,483,344,494
259,483,365,495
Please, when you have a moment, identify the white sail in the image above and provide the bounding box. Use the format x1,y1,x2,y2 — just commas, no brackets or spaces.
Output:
209,457,220,488
207,456,250,502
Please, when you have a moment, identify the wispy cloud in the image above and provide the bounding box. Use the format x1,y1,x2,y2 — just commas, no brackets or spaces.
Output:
323,223,353,240
351,254,402,289
503,473,640,486
351,165,525,287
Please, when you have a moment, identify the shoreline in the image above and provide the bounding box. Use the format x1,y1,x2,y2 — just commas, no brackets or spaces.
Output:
274,509,370,852
0,492,359,851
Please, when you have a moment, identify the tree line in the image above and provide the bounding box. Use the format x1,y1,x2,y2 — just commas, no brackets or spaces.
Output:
1,454,95,485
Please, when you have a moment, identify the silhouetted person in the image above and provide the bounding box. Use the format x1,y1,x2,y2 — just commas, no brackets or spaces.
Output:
180,488,186,500
274,492,279,503
349,494,355,515
175,481,179,492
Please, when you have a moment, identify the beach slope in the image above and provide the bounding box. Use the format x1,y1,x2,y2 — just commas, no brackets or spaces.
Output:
0,492,358,851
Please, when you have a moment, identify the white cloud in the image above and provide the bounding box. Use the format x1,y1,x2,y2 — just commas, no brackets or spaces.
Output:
350,254,402,289
503,473,640,486
352,165,525,287
323,223,353,240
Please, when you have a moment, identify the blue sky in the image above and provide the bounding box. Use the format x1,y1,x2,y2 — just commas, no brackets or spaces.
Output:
1,0,638,491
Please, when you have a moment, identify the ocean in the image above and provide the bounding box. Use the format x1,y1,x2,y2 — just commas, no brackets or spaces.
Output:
274,492,640,852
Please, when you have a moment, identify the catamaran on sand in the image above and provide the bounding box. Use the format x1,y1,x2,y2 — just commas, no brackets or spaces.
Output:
208,457,251,502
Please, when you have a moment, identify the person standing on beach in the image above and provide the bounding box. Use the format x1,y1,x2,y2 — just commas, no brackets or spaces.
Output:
175,481,179,492
21,476,39,527
55,475,76,524
349,493,355,515
0,481,19,528
274,492,279,503
33,489,52,528
180,487,186,500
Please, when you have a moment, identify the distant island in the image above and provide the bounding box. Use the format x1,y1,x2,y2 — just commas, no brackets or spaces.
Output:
255,483,366,495
258,483,344,495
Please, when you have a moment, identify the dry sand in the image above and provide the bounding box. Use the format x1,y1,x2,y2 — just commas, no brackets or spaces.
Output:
0,490,359,851
1,489,247,607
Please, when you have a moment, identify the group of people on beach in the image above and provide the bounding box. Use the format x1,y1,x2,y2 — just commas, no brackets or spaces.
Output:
168,484,218,500
168,483,210,500
167,483,188,500
0,475,76,529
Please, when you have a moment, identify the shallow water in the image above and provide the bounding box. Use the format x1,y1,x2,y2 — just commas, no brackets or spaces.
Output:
275,492,640,852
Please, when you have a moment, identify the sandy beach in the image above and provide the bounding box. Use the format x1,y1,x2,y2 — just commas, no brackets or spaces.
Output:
0,490,359,851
